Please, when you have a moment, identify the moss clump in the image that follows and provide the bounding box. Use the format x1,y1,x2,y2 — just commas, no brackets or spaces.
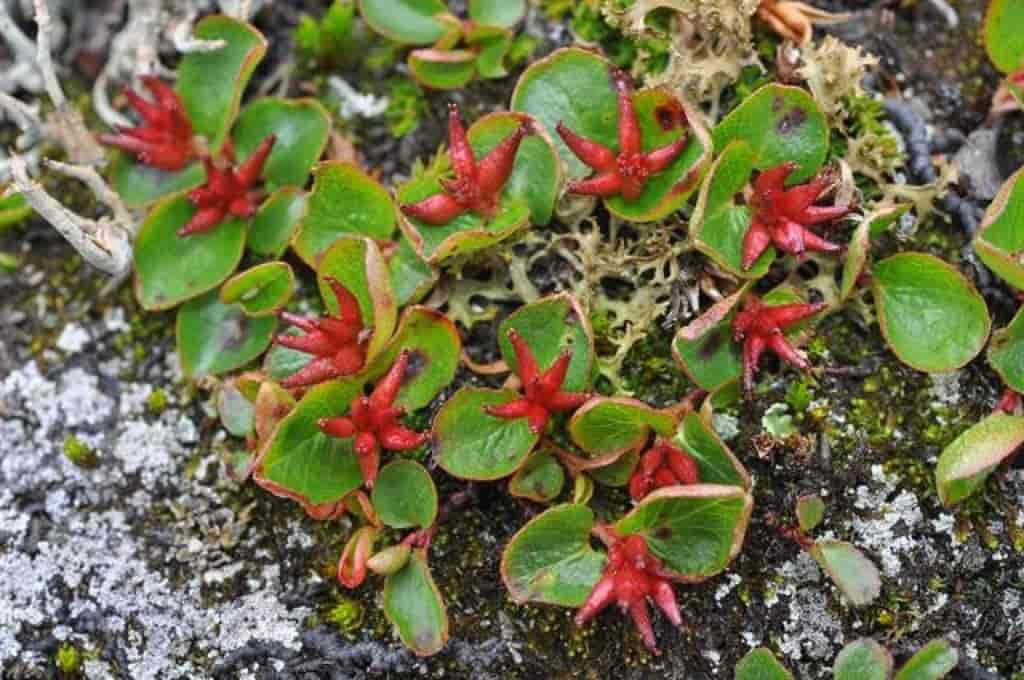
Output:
146,389,169,415
325,596,364,634
619,328,692,407
55,642,82,674
63,435,98,469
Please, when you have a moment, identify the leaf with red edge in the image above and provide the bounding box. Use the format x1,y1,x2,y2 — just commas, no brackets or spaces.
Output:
359,0,450,45
509,450,565,502
935,412,1024,505
232,97,331,189
248,187,307,258
469,0,526,27
176,290,277,378
382,549,449,657
409,49,477,90
109,154,205,208
672,286,748,391
568,397,676,462
974,167,1024,291
673,411,750,489
220,261,296,317
372,460,438,529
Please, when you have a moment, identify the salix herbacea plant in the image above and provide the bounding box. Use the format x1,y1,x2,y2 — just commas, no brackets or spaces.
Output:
358,0,529,90
736,638,958,680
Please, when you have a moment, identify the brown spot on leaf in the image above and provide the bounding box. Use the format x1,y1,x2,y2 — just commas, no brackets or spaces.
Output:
655,527,673,540
698,328,727,360
222,314,250,351
771,96,785,113
403,350,427,383
655,100,685,131
777,107,808,135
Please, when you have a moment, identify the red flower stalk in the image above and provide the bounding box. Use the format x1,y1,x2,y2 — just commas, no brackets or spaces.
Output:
401,102,532,225
319,350,428,488
484,329,590,434
99,76,196,171
178,135,276,236
576,532,682,655
628,440,699,501
275,277,367,388
732,294,825,393
742,161,850,270
556,71,688,201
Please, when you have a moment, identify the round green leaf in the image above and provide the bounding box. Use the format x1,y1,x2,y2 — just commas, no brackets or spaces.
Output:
712,84,829,184
935,412,1024,506
372,460,438,529
974,167,1024,290
398,190,529,263
316,236,397,361
232,97,330,189
469,0,526,27
735,648,795,680
0,192,31,230
359,0,449,45
255,378,366,506
469,27,513,80
615,484,752,580
871,253,990,372
293,162,397,266
589,449,639,487
989,306,1024,392
810,540,882,607
383,550,449,657
363,306,461,411
508,450,565,503
674,412,750,489
216,379,256,438
409,49,477,90
498,293,594,393
673,288,745,391
894,640,958,680
263,329,313,383
177,16,267,152
433,387,540,480
568,397,676,459
469,112,561,225
796,494,826,533
249,187,307,258
221,261,295,317
388,235,437,306
692,141,774,278
108,154,205,208
833,639,893,680
134,195,246,311
985,0,1024,73
176,290,277,378
500,504,606,606
254,380,296,444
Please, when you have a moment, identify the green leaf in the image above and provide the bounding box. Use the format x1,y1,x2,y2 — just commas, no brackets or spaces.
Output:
568,397,675,459
984,0,1024,73
109,153,205,208
615,484,752,580
894,640,958,680
363,306,461,411
316,236,397,361
469,0,526,27
692,140,775,278
176,290,277,378
216,379,256,438
871,253,990,372
293,161,397,266
589,449,639,487
469,112,561,225
372,460,438,529
134,195,246,310
255,378,366,506
840,205,909,302
221,261,296,317
388,235,437,306
712,84,829,184
735,647,795,680
674,412,750,489
433,387,540,480
232,97,330,189
796,494,825,533
409,49,477,90
974,167,1024,290
498,294,594,392
934,412,1024,505
383,550,449,656
673,288,745,390
500,504,606,606
833,639,893,680
263,329,313,382
0,192,31,230
469,27,513,79
810,540,882,606
989,306,1024,392
509,450,565,503
359,0,449,45
254,380,296,444
177,16,267,152
249,187,307,258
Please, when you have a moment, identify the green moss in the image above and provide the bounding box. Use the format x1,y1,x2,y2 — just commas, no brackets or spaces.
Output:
63,435,98,469
325,596,364,634
55,642,81,674
146,389,169,415
385,79,428,138
619,327,692,407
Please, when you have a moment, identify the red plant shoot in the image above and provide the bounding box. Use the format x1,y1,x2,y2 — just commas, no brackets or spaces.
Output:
484,329,590,434
742,161,850,269
556,70,688,201
178,135,276,236
628,440,699,501
275,277,367,388
732,294,825,394
576,531,682,654
319,350,428,488
99,76,196,171
401,102,532,225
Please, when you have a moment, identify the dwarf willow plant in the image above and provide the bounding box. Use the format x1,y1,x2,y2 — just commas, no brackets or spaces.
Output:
736,638,958,680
